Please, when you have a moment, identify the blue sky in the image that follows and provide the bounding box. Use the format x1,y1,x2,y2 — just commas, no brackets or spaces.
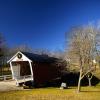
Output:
0,0,100,51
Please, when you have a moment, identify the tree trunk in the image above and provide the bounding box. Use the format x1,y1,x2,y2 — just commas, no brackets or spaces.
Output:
1,67,3,75
78,70,82,92
88,78,92,87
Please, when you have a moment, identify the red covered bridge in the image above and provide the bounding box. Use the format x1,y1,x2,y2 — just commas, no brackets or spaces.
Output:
7,51,66,87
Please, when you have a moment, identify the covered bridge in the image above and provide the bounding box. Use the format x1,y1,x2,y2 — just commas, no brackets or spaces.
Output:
7,51,66,87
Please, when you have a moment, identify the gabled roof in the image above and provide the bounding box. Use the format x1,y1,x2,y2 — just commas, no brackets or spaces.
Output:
22,51,59,63
7,51,32,63
7,51,59,63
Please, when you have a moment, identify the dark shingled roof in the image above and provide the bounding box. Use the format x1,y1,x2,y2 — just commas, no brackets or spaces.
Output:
22,52,58,63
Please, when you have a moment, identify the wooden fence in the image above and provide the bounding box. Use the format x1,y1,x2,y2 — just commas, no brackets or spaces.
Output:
0,75,12,81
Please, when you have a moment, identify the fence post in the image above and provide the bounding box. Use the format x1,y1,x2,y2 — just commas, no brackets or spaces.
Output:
4,75,6,81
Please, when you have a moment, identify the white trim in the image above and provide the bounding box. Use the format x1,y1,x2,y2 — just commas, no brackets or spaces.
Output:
7,51,32,63
15,79,19,86
29,61,34,81
10,62,14,79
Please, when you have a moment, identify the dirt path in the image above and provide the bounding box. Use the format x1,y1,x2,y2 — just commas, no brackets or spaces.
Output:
0,80,23,91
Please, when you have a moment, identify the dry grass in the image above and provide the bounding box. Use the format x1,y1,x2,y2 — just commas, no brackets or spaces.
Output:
0,86,100,100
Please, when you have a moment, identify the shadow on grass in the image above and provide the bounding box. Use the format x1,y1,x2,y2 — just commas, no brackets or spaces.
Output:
81,90,100,92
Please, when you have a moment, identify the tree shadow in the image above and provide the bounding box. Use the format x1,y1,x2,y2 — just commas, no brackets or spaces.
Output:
61,72,100,86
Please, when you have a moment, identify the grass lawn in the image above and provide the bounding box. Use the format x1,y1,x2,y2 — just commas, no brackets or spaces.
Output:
0,86,100,100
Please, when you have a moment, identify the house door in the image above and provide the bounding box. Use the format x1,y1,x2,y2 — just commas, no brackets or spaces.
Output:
13,64,20,78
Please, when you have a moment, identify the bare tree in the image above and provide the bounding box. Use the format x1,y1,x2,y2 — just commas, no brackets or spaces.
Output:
66,25,100,92
32,48,51,56
0,33,8,75
8,45,52,59
51,49,65,59
0,33,6,57
8,44,34,56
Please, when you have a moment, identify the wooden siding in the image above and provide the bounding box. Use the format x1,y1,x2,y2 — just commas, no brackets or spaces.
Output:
32,62,60,87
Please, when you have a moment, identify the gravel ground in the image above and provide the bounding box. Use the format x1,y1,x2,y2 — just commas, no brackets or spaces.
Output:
0,80,23,91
